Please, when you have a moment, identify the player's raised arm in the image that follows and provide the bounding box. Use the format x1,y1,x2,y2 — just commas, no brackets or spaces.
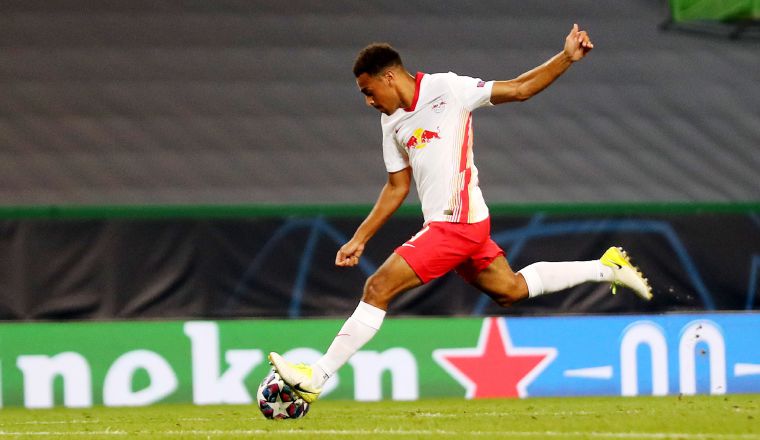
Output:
335,167,412,267
490,23,594,105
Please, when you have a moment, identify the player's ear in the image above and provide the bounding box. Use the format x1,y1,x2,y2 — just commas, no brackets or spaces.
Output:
382,69,395,86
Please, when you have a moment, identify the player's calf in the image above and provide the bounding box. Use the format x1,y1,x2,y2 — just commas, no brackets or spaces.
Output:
471,262,530,307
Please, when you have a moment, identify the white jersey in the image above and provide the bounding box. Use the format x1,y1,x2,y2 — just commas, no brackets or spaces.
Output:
381,72,494,224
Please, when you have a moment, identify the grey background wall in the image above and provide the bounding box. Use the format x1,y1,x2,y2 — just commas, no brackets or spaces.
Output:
1,0,758,206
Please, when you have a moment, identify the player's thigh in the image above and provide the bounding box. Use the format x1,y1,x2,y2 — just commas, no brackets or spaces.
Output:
470,256,528,304
362,252,423,309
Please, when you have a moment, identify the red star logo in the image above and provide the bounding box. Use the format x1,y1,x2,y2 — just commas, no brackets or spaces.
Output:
433,317,556,398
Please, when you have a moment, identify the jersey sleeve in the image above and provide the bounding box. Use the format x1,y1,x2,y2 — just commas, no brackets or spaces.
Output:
445,72,494,111
382,123,409,173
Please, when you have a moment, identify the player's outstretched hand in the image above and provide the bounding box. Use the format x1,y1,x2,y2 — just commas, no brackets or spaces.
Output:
336,239,364,267
564,23,593,61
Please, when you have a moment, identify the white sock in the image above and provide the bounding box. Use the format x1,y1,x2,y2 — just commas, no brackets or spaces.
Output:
519,260,613,298
312,301,386,388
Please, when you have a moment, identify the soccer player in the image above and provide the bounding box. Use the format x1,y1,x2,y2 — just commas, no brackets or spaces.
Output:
270,24,651,403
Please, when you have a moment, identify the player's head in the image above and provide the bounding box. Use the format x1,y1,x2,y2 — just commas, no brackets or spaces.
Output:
353,43,403,78
353,43,407,115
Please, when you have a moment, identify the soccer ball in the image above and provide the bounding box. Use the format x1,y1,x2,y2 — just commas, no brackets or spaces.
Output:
256,369,310,419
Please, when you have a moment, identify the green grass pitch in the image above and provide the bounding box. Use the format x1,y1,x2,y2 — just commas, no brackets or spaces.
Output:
0,395,757,439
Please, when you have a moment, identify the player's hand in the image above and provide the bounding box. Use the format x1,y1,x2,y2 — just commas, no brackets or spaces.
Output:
335,239,365,267
564,23,594,62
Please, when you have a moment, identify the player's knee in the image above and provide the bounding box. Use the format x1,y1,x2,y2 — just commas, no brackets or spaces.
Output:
362,273,392,308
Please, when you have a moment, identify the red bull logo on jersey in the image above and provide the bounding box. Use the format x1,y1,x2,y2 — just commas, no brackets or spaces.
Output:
405,128,441,150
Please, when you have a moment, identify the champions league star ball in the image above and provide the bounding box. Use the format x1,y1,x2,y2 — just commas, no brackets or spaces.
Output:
256,369,310,419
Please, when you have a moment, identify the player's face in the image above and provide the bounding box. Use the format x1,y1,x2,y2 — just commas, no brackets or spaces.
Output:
356,72,398,115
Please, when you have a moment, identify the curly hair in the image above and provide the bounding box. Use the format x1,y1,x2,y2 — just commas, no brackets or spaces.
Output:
352,43,403,77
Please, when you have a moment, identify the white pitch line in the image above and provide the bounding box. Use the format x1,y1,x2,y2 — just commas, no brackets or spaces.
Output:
0,430,127,436
157,430,759,439
0,420,100,426
312,409,642,420
0,429,757,439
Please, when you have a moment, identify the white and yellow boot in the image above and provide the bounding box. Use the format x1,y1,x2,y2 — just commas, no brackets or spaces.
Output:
600,246,653,301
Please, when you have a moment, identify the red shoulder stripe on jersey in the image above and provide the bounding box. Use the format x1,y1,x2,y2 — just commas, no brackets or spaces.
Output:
404,72,425,112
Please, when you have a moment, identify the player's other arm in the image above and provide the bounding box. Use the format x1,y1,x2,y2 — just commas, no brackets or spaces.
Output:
335,167,412,267
490,24,593,104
